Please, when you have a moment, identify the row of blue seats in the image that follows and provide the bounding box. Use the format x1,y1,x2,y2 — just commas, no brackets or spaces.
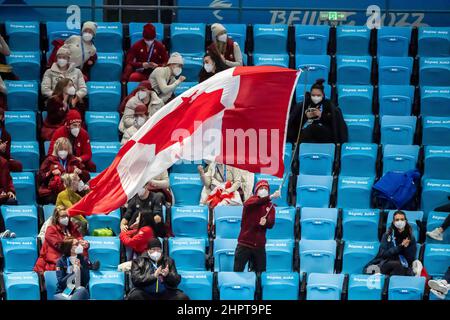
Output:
4,21,450,58
1,271,440,301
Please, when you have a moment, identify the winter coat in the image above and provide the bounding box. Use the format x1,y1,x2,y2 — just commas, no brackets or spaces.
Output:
56,188,83,209
64,35,97,70
41,62,87,99
0,126,12,160
55,254,90,294
119,226,155,254
207,38,243,67
48,126,93,164
0,156,14,195
41,95,68,140
149,66,181,103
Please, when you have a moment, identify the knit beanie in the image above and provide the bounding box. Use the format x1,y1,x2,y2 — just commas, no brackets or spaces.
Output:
57,45,71,58
147,238,162,249
211,23,226,40
82,21,97,35
167,52,184,65
66,109,82,125
254,180,270,194
143,23,156,40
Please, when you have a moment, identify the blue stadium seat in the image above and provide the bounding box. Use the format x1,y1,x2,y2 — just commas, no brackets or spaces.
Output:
170,23,206,55
83,236,121,271
89,271,125,300
336,55,372,85
340,143,377,177
178,271,213,300
85,112,120,142
10,141,39,171
299,239,336,274
213,238,238,272
418,27,450,57
171,206,208,238
168,237,206,271
379,85,414,116
378,57,413,85
4,80,38,111
261,272,299,300
4,111,36,141
422,116,450,146
300,208,338,240
46,21,79,51
421,179,450,219
382,144,420,174
295,25,329,55
427,211,450,244
296,175,333,208
3,272,40,300
1,205,38,237
337,85,373,115
253,53,289,67
6,51,41,80
91,142,121,172
299,143,335,176
284,142,293,175
170,173,203,206
86,209,121,236
254,174,289,206
1,237,37,273
171,159,203,174
295,54,330,85
87,82,122,112
266,239,294,272
43,204,55,221
344,115,375,143
342,241,380,275
342,209,380,242
5,21,40,51
380,115,416,145
44,271,57,300
181,54,204,82
424,244,450,277
386,210,423,240
253,24,288,54
306,273,345,300
267,207,296,240
214,206,242,239
223,24,247,50
11,172,36,205
174,81,198,97
377,27,412,57
388,276,425,300
90,52,123,82
129,22,164,45
336,26,371,56
420,86,450,117
420,57,450,86
94,22,123,52
126,81,140,95
218,272,256,300
296,83,331,104
337,176,375,209
348,274,384,300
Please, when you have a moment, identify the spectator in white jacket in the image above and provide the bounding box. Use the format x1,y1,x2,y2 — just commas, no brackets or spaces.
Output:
121,104,148,145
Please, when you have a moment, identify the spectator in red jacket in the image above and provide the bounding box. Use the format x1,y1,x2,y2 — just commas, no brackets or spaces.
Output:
120,210,155,260
34,206,89,273
121,23,169,83
233,180,280,272
48,109,96,172
0,156,17,206
38,137,90,204
0,109,22,172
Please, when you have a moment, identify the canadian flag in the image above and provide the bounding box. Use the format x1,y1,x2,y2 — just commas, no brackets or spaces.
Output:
69,66,300,216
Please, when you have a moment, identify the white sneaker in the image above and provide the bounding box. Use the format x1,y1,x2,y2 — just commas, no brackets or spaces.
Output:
412,260,423,277
430,289,446,300
427,228,444,241
429,279,449,295
10,232,16,238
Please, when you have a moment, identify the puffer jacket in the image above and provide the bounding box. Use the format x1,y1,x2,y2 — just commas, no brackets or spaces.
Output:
41,62,87,99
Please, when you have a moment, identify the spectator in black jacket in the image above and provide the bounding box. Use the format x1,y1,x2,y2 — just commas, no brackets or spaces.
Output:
198,48,229,83
126,238,189,300
364,210,417,276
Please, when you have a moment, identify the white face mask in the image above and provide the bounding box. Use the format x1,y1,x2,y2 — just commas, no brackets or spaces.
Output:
149,251,161,261
74,244,84,255
135,116,146,127
82,32,93,42
257,189,269,198
173,67,182,77
394,220,406,230
204,63,214,73
66,86,76,96
217,34,227,42
71,127,80,137
58,150,68,160
144,39,154,47
59,217,69,226
311,95,323,105
137,91,148,102
57,58,68,68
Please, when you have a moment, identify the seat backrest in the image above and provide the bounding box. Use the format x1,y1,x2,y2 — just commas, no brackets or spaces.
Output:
420,86,450,117
423,243,450,277
306,273,345,300
3,271,40,300
91,142,121,172
296,174,333,208
4,80,39,111
379,85,415,116
46,21,80,50
422,116,450,146
213,238,238,272
4,111,37,141
261,272,299,300
295,25,329,55
382,144,420,174
420,57,450,87
5,51,41,80
252,53,289,67
336,26,371,56
342,241,380,275
340,143,378,177
222,24,247,50
86,209,121,236
295,54,330,85
171,205,209,238
418,27,450,57
377,26,412,57
178,271,213,300
214,206,243,239
421,178,450,219
299,143,335,176
170,173,203,206
11,172,36,205
1,237,37,273
44,271,57,300
348,274,384,300
1,205,38,237
87,81,122,112
336,55,372,85
5,21,40,51
265,239,295,272
94,22,123,52
267,206,296,240
89,271,125,300
299,239,336,274
300,207,338,240
218,272,256,300
168,237,206,271
388,275,425,300
380,115,417,145
337,176,375,209
378,56,413,85
342,209,380,242
337,85,373,115
83,236,121,271
253,24,288,54
170,23,206,55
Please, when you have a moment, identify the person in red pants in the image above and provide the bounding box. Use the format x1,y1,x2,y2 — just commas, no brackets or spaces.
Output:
0,109,22,172
122,23,169,83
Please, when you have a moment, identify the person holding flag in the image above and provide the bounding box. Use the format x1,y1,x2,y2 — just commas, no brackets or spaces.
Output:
233,180,280,272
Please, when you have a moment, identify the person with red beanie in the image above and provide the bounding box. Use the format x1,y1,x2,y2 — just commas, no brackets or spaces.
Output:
48,110,96,172
122,23,169,83
234,180,280,272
